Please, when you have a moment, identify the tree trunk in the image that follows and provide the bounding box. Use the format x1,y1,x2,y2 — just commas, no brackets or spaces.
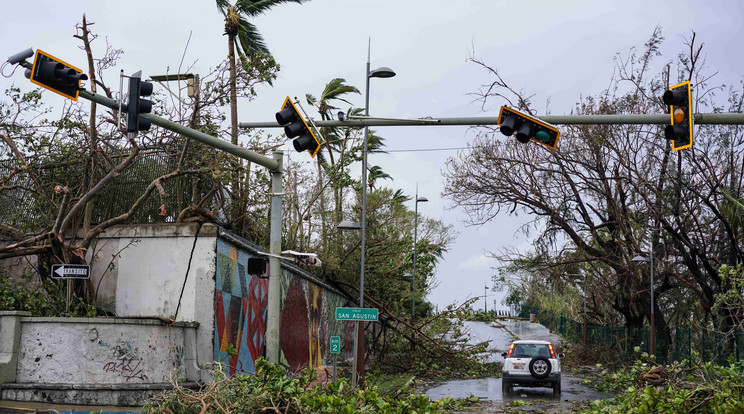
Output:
227,33,245,234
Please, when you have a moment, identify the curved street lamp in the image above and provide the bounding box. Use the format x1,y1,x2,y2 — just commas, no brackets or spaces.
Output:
355,39,396,388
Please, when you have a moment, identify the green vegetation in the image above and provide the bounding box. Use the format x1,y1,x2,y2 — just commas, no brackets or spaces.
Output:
580,352,744,413
370,311,501,381
463,310,498,323
0,273,97,317
144,358,478,414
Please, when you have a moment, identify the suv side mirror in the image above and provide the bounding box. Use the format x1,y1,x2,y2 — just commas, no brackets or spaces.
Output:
501,352,508,358
558,353,565,359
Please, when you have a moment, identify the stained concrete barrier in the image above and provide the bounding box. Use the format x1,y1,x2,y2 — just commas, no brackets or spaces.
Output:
0,311,30,384
0,316,200,406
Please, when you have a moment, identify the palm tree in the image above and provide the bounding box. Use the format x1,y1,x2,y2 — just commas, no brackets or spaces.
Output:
216,0,305,236
304,78,359,255
217,0,305,145
306,78,360,165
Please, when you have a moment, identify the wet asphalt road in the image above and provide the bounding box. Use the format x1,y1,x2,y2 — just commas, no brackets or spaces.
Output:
460,320,515,363
425,374,614,402
424,320,614,403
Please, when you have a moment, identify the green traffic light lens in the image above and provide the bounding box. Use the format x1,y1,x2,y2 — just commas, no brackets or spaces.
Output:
535,130,550,142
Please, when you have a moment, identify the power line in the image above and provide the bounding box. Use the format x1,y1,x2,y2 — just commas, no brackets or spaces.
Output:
278,146,470,155
384,147,469,153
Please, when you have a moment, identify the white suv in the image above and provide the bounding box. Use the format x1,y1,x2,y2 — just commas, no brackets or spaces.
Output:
501,340,563,395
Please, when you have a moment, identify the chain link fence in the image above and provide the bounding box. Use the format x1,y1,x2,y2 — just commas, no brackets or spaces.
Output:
520,304,744,366
0,151,211,228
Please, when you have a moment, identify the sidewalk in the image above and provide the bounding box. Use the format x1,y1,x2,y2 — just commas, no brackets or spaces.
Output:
0,400,141,414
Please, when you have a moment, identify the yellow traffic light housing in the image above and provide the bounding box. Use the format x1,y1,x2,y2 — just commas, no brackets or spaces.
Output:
29,49,87,101
276,97,320,157
662,81,693,151
497,106,561,150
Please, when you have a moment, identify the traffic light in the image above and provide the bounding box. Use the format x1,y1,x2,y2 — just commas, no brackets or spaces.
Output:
276,96,320,157
28,50,88,101
662,81,693,151
497,106,561,150
127,73,154,133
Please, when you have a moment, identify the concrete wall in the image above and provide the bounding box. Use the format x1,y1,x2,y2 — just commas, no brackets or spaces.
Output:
0,315,198,405
15,318,192,384
277,269,355,371
0,311,29,383
1,223,356,404
87,223,216,382
0,257,39,289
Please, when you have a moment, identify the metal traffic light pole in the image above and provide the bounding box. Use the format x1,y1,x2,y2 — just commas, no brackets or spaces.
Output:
77,89,286,365
79,90,280,170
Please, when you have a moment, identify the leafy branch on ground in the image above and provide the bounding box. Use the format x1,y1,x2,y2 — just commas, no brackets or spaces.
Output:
582,353,744,413
144,358,478,414
369,300,501,382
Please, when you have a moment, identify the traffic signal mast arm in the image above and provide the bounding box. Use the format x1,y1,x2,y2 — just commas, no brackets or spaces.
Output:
8,51,277,170
240,112,744,128
79,90,280,172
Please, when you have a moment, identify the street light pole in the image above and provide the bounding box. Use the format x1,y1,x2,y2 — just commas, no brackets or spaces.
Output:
412,188,427,324
632,247,656,357
583,273,587,346
549,276,554,334
484,284,488,313
354,39,395,388
650,249,655,357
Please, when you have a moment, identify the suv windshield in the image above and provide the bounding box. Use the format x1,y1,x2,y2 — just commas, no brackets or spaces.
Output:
510,343,551,358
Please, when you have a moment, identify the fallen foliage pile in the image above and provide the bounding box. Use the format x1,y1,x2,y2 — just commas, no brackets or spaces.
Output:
143,358,475,414
586,355,744,413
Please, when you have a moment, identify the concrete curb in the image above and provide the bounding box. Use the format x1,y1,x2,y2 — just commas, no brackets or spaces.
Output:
0,382,199,407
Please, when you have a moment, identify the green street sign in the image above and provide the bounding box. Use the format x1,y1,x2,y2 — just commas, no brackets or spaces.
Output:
330,336,341,354
335,307,379,321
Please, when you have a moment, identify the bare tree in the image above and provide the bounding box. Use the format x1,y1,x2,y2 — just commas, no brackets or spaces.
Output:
445,29,744,345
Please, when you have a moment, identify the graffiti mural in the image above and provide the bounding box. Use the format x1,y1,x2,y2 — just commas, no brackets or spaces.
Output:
279,277,310,372
214,241,268,375
214,237,354,375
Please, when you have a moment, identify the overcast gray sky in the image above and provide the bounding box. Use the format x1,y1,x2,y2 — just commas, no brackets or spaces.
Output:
2,0,743,312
